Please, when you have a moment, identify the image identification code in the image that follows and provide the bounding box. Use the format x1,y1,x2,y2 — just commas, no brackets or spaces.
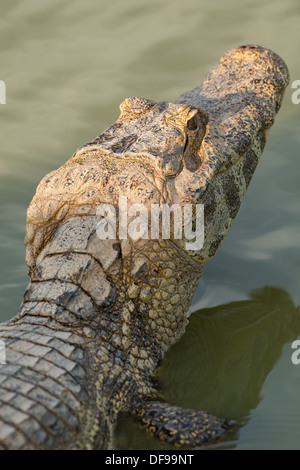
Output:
105,454,194,466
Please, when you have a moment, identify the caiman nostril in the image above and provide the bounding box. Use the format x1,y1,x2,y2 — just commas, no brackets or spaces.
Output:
240,44,259,50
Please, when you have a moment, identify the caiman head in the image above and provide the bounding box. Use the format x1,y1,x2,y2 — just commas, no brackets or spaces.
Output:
25,45,289,273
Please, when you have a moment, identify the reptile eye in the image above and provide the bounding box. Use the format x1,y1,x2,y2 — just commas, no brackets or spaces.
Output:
187,116,198,130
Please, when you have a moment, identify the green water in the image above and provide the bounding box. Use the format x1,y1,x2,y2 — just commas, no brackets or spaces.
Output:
0,0,300,450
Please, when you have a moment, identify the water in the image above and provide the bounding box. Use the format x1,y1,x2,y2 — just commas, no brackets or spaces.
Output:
0,0,300,450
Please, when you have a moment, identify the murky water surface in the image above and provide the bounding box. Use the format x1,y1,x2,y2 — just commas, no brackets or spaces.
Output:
0,0,300,450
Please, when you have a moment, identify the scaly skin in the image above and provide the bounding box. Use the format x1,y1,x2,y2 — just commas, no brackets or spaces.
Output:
0,45,289,449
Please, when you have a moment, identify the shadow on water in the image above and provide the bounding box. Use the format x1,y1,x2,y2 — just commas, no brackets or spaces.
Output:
115,286,300,450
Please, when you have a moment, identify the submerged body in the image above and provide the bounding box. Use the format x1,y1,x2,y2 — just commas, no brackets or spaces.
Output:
0,45,289,449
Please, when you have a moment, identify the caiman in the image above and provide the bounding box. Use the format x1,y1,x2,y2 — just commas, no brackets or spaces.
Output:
0,45,289,450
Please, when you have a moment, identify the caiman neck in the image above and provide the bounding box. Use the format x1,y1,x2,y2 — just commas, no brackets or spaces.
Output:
115,237,203,354
19,216,203,412
25,215,203,354
92,236,203,423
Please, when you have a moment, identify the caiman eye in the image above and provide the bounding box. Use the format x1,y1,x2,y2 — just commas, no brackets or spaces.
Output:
187,115,198,130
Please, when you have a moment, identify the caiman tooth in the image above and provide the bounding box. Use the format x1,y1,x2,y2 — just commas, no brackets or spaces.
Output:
24,223,35,245
43,199,61,223
56,203,70,221
27,200,43,225
25,246,35,272
33,230,44,259
154,176,166,205
264,128,270,141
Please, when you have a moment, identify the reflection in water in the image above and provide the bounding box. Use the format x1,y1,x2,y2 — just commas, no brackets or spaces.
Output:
115,287,300,450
